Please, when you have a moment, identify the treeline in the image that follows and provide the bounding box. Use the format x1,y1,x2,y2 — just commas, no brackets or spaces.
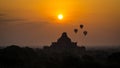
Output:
0,45,120,68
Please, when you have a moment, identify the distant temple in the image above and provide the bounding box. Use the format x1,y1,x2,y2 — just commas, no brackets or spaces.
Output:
43,32,86,53
50,32,77,48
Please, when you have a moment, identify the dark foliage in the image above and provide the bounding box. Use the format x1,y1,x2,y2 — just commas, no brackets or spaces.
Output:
0,45,120,68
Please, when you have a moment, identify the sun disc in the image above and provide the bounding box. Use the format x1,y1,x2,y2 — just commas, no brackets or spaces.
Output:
58,14,63,20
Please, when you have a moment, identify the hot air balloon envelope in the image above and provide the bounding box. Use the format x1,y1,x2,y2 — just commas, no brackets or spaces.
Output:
83,31,88,36
74,29,78,33
80,24,84,29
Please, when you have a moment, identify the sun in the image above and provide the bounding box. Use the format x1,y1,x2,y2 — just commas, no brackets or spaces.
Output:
58,14,63,20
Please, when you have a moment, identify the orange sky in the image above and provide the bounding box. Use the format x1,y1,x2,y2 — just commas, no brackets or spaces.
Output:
0,0,120,48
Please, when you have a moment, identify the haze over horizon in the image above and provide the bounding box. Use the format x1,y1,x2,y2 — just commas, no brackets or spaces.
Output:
0,0,120,48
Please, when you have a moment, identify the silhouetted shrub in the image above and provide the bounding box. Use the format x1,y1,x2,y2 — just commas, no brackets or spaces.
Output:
62,55,82,68
108,52,120,62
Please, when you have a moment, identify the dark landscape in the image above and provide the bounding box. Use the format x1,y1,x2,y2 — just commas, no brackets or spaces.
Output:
0,0,119,68
0,32,120,68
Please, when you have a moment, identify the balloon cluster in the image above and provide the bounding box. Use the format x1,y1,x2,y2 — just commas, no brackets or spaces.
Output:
74,24,88,36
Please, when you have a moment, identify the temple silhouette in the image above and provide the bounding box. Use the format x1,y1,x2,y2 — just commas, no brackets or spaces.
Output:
1,33,120,68
43,32,86,54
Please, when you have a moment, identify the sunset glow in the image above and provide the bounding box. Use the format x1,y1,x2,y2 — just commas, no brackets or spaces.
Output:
58,14,63,20
0,0,120,47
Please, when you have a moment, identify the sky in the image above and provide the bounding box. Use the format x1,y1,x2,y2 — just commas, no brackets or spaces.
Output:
0,0,120,48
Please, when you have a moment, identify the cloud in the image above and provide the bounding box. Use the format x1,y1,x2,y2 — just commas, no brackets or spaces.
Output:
0,13,5,16
0,18,25,22
0,12,6,16
0,13,26,23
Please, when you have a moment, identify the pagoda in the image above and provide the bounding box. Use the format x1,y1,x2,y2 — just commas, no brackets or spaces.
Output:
50,32,77,48
43,32,86,53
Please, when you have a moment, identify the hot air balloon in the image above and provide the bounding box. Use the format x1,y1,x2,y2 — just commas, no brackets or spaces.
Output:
74,29,78,33
83,31,88,36
80,24,84,29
